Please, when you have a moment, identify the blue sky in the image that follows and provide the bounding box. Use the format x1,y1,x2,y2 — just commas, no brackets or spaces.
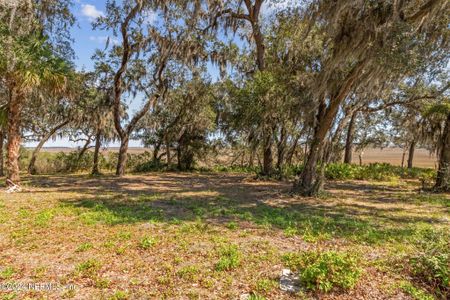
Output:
28,1,142,147
72,1,109,71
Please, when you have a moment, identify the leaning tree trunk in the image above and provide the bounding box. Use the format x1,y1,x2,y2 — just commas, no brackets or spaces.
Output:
344,111,357,164
292,59,366,196
286,135,300,166
6,89,23,186
434,112,450,192
165,137,171,166
276,126,287,170
401,148,407,168
77,137,92,162
248,145,256,167
153,141,161,162
28,120,69,175
116,135,129,176
92,130,102,175
407,140,416,169
262,133,273,176
293,100,329,196
0,128,4,177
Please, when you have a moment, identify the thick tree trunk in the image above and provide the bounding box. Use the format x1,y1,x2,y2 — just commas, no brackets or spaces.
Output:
293,100,329,196
344,111,357,164
407,140,416,169
262,131,273,175
263,144,273,175
28,120,69,175
434,112,450,192
294,138,324,196
248,146,256,167
286,135,300,166
166,138,171,166
276,126,287,170
116,135,129,176
276,146,285,170
401,149,406,168
292,60,367,195
92,130,102,175
6,89,22,186
153,141,161,162
0,128,4,177
177,144,181,170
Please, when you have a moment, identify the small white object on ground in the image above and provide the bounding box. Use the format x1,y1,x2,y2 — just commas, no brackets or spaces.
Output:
239,293,250,300
5,179,22,193
280,268,300,293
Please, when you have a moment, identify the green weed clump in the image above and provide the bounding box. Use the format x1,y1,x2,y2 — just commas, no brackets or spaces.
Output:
75,259,102,278
408,228,449,298
399,281,434,300
282,250,362,292
138,236,157,250
215,244,241,271
0,267,15,279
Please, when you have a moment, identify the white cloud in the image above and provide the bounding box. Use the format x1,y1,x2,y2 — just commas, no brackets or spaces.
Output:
81,4,104,21
143,10,157,25
89,35,119,45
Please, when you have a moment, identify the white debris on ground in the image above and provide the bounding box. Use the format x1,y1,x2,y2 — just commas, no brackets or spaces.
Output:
5,179,21,193
279,268,300,293
239,293,250,300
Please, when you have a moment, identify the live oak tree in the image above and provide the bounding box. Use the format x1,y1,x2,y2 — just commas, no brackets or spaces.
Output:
217,8,320,173
136,63,215,170
292,0,450,195
71,72,118,175
205,0,278,175
96,0,209,176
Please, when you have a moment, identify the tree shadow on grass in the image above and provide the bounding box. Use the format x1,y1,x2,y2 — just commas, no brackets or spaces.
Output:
58,189,439,245
19,173,445,244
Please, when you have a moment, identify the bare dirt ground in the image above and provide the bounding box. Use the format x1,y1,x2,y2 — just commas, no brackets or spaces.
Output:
0,173,448,299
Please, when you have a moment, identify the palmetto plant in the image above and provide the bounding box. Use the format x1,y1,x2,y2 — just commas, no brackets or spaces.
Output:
0,1,73,187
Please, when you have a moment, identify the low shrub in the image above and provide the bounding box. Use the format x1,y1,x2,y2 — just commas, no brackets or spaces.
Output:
212,165,260,173
323,163,435,182
408,228,449,298
325,163,356,180
134,160,165,172
282,250,362,292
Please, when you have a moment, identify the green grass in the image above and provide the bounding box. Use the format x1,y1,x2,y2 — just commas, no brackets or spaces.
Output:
176,265,200,280
75,259,102,278
255,278,277,293
215,244,241,271
400,281,434,300
2,172,448,299
75,242,93,252
0,267,15,280
282,250,362,292
138,236,157,249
